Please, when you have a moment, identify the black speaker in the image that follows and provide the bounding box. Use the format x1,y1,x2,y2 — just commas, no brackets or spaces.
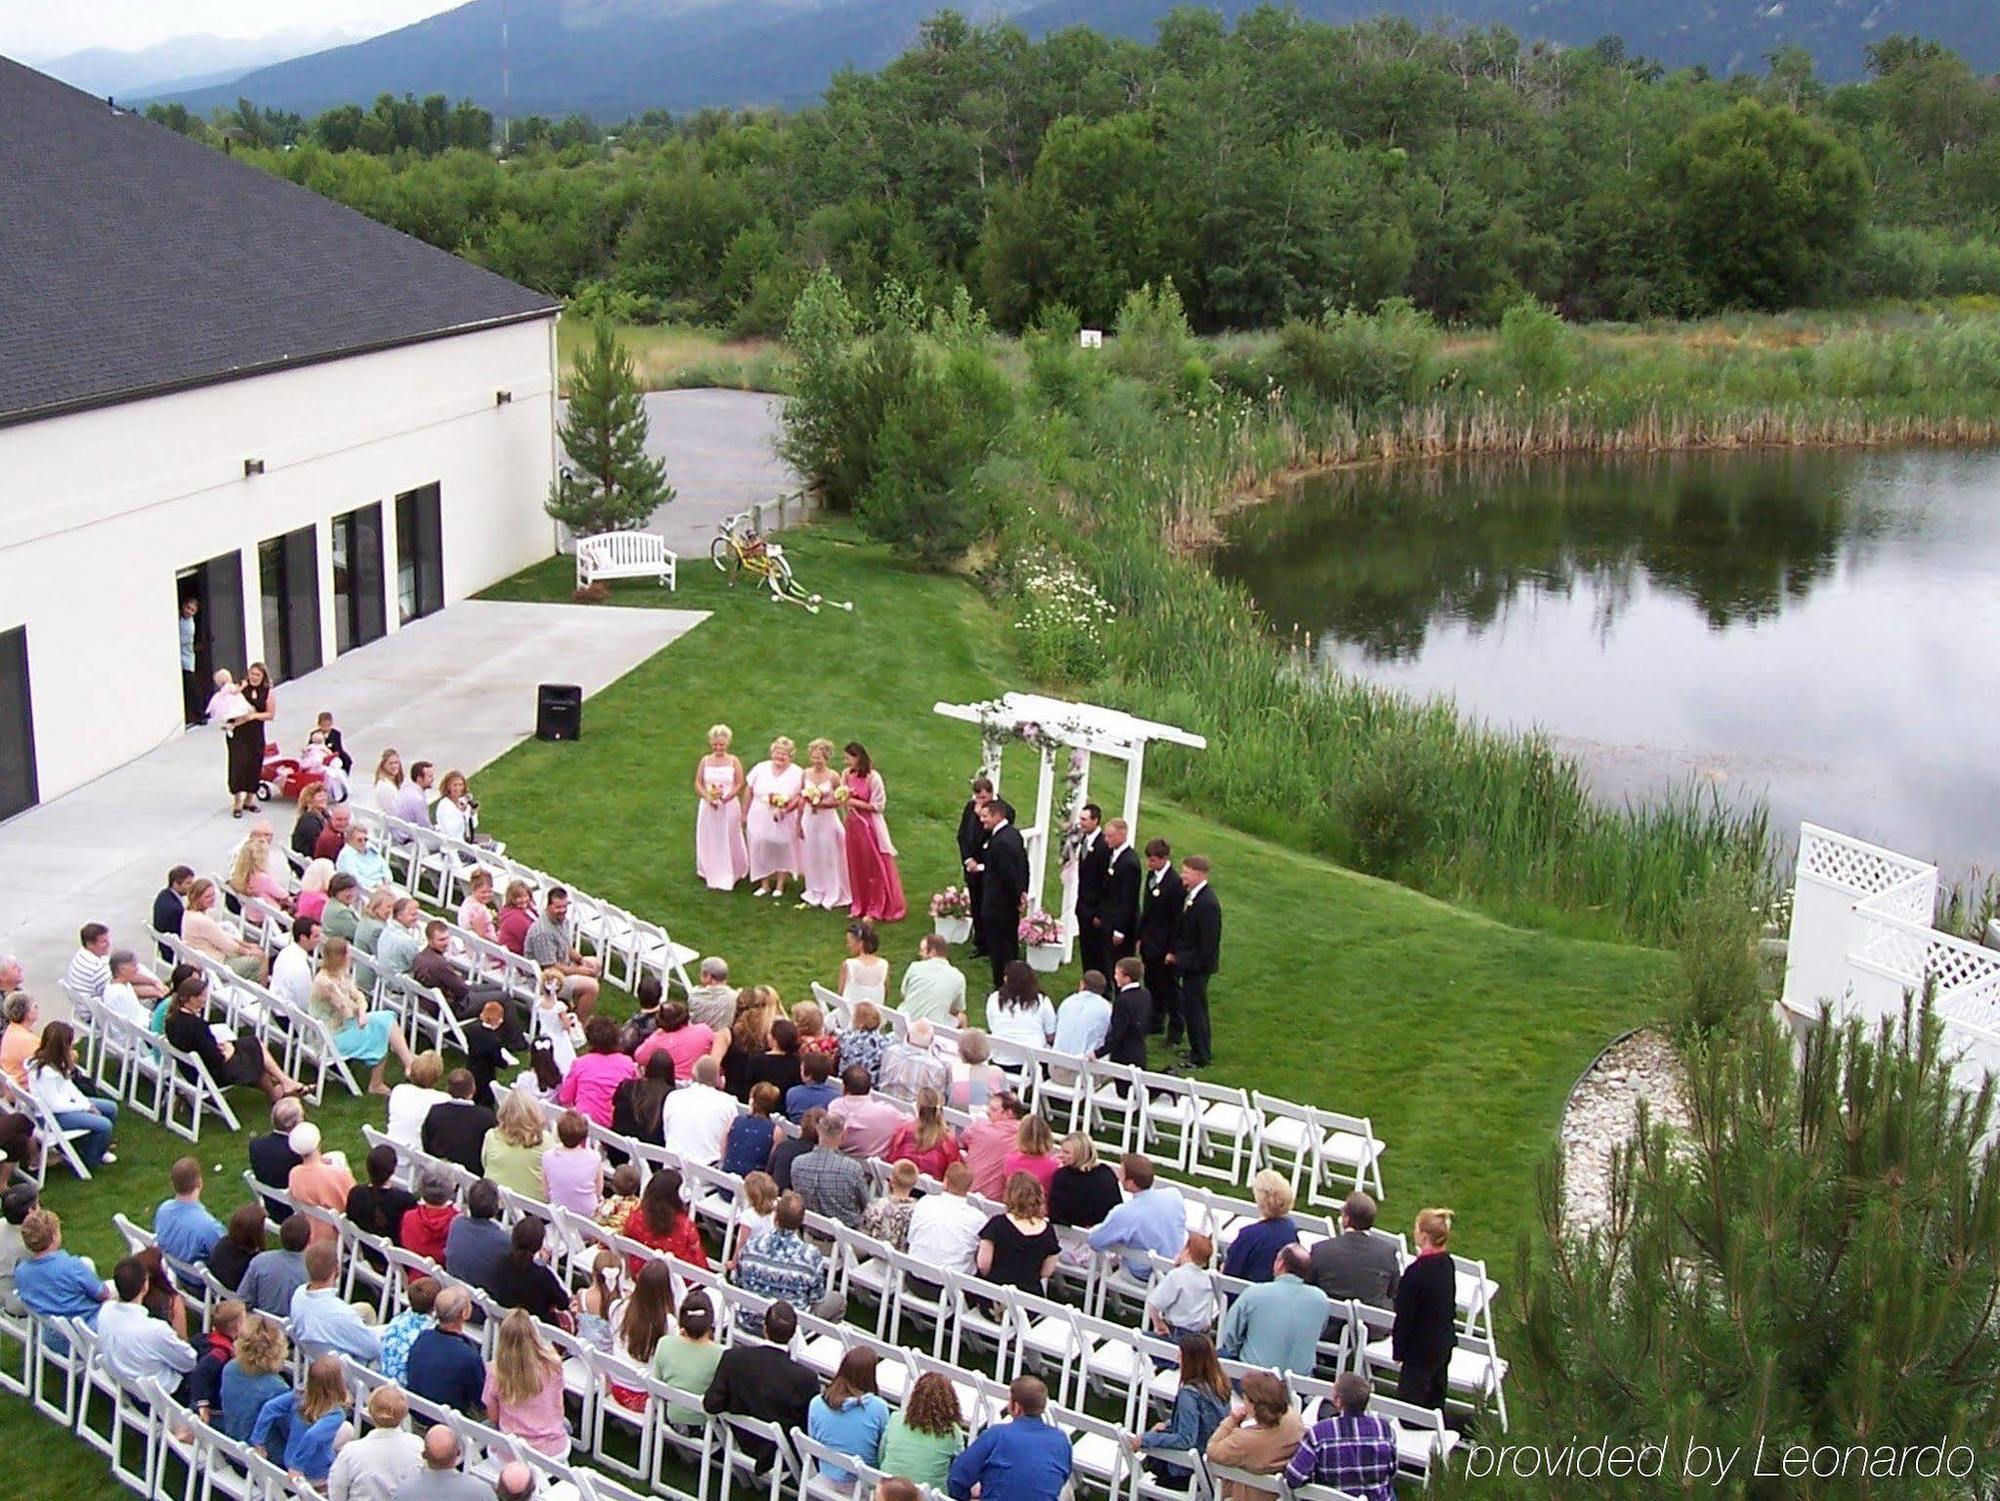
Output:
536,683,582,741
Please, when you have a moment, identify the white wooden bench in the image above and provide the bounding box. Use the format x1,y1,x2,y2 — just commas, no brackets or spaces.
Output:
575,530,677,591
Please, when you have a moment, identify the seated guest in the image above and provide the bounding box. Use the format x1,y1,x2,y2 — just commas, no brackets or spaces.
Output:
27,1022,119,1171
555,1016,637,1129
320,873,365,945
289,1240,381,1362
237,1215,313,1318
481,1310,571,1459
1222,1170,1302,1284
346,1142,418,1248
154,1155,225,1264
1052,970,1112,1062
153,866,195,958
906,1163,986,1279
487,1217,572,1325
661,1057,739,1168
622,1165,709,1273
808,1348,891,1484
1129,1335,1230,1483
402,1427,490,1501
228,832,292,915
1285,1372,1398,1501
859,1159,920,1250
495,880,539,954
219,1316,291,1441
977,1173,1060,1295
101,949,166,1030
522,886,601,1016
769,1108,823,1194
1305,1191,1402,1305
833,1000,889,1082
1049,1132,1123,1228
399,1172,459,1266
730,1193,830,1332
1145,1231,1220,1341
286,1122,357,1241
743,1015,804,1100
885,1088,962,1179
947,1376,1073,1501
62,922,113,1002
209,1203,269,1291
181,878,272,980
635,1001,722,1077
271,916,321,1012
443,1180,510,1296
946,1028,1008,1110
827,1065,905,1159
335,824,392,891
353,887,396,965
898,933,966,1025
326,1385,425,1501
412,920,505,1021
611,1052,675,1145
793,1117,870,1227
651,1290,724,1429
377,1276,439,1385
1207,1370,1308,1501
1002,1113,1061,1194
313,937,418,1094
960,1092,1027,1199
1218,1246,1331,1377
376,897,427,980
422,1069,498,1175
250,1353,353,1484
14,1208,109,1328
540,1109,604,1217
482,1088,554,1198
721,1083,782,1178
791,1001,838,1059
294,861,336,923
291,785,331,861
456,867,500,947
396,761,436,830
312,807,352,864
165,971,303,1099
702,1298,819,1470
432,769,494,851
620,974,666,1053
387,1051,451,1150
187,1297,245,1421
880,1371,966,1489
985,961,1056,1053
784,1050,839,1122
595,1163,642,1236
1087,1153,1188,1281
685,956,739,1033
248,1099,306,1219
878,1017,951,1098
405,1287,486,1416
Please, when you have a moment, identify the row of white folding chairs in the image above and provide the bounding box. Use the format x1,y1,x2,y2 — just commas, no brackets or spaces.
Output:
349,803,698,999
60,985,242,1141
0,1057,104,1183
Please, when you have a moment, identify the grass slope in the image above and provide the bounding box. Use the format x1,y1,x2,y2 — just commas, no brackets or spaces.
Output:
8,524,1669,1496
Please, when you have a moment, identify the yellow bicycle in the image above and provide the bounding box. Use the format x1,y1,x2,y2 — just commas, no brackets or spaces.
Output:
709,510,852,613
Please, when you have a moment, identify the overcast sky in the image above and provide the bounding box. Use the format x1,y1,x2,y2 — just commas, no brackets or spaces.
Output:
1,1,465,59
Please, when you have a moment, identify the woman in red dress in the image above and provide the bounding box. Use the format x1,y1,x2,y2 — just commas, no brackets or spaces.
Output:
841,741,906,923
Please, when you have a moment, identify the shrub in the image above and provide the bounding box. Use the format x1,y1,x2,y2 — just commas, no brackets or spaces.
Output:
1849,225,1944,301
1275,299,1440,410
1107,280,1198,385
777,271,863,506
857,345,1013,567
1498,297,1574,393
1671,866,1762,1039
1937,237,2000,296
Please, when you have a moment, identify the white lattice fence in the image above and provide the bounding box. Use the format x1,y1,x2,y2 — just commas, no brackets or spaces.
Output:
1798,823,1933,897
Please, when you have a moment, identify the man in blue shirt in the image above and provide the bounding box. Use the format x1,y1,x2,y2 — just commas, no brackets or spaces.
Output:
948,1375,1073,1501
405,1286,486,1415
1086,1154,1187,1280
288,1241,381,1362
14,1209,108,1328
1219,1245,1333,1376
154,1157,224,1265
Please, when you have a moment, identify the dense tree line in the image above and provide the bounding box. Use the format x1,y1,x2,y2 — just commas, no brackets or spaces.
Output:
156,12,2000,328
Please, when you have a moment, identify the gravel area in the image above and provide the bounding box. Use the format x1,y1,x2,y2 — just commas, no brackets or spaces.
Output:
1561,1028,1693,1234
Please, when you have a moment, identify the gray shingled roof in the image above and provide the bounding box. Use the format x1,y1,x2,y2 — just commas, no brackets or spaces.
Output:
0,57,558,428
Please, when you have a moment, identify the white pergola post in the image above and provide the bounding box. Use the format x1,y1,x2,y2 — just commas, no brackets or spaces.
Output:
979,735,1004,798
1121,742,1144,846
1059,747,1093,954
1026,743,1057,910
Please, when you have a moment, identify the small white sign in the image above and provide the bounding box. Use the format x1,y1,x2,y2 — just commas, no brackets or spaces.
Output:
1079,329,1103,349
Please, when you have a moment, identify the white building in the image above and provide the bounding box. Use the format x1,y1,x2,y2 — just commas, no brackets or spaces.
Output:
0,58,561,818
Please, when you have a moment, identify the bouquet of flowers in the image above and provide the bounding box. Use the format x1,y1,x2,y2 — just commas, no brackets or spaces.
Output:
929,887,971,920
768,792,787,809
1018,908,1064,947
802,783,825,807
833,784,851,805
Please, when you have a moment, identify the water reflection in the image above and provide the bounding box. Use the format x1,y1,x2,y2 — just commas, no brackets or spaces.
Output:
1213,448,2000,871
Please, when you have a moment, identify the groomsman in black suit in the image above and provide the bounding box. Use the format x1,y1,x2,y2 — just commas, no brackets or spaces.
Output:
1098,956,1152,1069
973,799,1029,989
1102,818,1142,964
956,776,995,956
1073,804,1111,978
1138,837,1184,1043
1168,855,1223,1069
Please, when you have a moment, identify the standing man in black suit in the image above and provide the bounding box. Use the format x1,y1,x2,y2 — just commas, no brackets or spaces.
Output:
1168,855,1222,1069
1073,805,1111,978
1098,956,1152,1069
1138,838,1184,1043
1102,818,1142,964
973,799,1029,990
957,776,995,956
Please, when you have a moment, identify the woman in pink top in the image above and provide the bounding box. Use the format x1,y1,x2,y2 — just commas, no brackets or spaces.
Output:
555,1015,637,1127
459,869,500,944
294,859,335,922
632,1003,720,1077
1001,1113,1062,1194
483,1310,572,1459
540,1108,605,1217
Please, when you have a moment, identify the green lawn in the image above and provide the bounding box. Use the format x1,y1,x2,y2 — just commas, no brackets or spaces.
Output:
7,521,1672,1495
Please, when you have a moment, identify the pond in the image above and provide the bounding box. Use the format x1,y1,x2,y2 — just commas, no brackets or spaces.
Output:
1212,448,2000,874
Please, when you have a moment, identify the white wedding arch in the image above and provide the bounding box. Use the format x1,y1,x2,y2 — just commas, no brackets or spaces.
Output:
933,692,1207,958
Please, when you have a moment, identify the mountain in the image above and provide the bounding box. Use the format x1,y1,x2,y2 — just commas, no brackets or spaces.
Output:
34,27,358,102
159,0,1999,122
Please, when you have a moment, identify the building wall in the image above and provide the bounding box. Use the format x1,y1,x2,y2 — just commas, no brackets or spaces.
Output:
0,316,558,805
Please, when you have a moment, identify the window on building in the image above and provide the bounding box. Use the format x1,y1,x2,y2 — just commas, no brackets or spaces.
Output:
331,503,386,655
395,482,444,625
258,526,323,682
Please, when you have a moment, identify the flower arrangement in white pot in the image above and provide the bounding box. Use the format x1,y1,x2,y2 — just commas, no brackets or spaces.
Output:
1019,908,1066,972
929,886,972,944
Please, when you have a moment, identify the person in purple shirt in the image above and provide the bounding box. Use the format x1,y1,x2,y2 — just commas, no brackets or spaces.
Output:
395,763,436,830
1283,1373,1399,1501
947,1375,1073,1501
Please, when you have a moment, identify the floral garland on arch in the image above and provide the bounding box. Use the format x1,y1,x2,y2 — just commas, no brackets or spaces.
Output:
976,706,1093,864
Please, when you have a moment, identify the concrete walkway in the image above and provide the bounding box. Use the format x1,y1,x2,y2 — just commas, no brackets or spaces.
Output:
563,389,802,559
0,599,706,1016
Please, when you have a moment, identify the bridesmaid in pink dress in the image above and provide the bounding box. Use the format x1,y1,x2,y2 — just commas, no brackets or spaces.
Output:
744,736,806,899
693,724,749,892
798,737,850,911
841,741,906,923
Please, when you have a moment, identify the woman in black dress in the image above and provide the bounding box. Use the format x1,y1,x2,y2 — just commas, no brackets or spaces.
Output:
225,661,276,818
611,1052,675,1145
207,1202,268,1290
742,1016,804,1099
977,1171,1061,1297
162,972,302,1101
1048,1131,1123,1228
1392,1206,1460,1411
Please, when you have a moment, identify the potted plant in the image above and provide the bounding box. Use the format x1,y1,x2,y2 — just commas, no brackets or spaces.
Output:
1019,909,1066,973
929,886,973,944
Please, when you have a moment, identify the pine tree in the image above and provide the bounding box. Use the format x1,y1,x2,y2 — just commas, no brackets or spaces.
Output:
547,320,672,536
1507,997,2000,1498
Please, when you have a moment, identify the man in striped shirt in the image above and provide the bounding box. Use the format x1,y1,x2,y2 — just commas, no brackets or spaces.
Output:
62,923,112,1001
1283,1372,1400,1501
